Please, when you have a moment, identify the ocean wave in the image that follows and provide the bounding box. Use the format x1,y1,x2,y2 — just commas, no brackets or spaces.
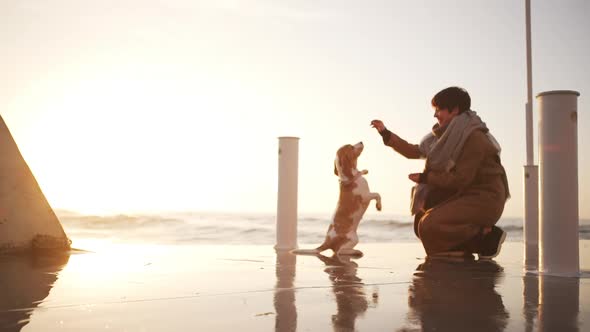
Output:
56,210,590,244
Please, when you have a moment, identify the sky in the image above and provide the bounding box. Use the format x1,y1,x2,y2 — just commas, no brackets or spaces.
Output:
1,0,589,218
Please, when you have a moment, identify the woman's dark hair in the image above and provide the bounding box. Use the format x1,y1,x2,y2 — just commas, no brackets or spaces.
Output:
431,87,471,113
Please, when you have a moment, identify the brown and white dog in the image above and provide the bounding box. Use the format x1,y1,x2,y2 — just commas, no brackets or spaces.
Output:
293,142,381,257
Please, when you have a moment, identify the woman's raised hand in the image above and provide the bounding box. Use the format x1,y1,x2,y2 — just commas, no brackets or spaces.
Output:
370,119,386,133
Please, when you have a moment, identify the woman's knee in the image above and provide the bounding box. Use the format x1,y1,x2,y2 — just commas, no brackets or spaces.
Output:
417,212,437,240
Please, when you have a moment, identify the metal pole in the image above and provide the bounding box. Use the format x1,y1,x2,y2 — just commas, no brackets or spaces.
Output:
523,0,539,270
525,0,534,165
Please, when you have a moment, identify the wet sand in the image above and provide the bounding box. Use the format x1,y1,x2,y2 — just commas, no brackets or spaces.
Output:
1,240,589,331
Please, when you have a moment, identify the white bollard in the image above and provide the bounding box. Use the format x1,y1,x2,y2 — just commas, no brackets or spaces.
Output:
275,137,299,251
523,165,539,270
537,90,580,277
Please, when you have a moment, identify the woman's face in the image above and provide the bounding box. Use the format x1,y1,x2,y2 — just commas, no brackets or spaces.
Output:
433,106,460,127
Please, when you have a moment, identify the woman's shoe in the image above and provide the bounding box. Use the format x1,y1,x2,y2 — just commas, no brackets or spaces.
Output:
478,226,506,260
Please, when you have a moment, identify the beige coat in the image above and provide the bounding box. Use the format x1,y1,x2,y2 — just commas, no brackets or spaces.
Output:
385,128,510,255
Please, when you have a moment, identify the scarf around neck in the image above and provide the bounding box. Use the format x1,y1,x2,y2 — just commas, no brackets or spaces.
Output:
419,109,497,171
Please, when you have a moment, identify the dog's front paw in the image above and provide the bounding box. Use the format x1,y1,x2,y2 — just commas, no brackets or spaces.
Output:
376,202,382,211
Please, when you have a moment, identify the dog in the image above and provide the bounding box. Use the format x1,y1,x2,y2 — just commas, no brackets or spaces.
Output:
293,142,381,257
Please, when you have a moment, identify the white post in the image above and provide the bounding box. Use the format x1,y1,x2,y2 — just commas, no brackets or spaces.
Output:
275,137,299,251
523,0,539,270
523,165,539,269
538,90,580,277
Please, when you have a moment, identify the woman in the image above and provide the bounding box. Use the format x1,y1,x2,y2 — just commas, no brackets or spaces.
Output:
371,86,510,258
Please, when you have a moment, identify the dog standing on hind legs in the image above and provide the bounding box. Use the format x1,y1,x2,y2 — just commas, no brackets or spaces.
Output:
293,142,381,257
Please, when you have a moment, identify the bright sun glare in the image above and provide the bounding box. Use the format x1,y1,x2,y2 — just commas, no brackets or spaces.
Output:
17,68,274,215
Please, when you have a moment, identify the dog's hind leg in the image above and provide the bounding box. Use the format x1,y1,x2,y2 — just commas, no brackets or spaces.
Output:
291,236,332,255
336,233,362,257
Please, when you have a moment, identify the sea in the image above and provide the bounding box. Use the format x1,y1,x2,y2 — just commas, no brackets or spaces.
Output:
56,210,590,246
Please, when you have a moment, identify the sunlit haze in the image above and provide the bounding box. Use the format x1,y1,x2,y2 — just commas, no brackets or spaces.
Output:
1,1,588,217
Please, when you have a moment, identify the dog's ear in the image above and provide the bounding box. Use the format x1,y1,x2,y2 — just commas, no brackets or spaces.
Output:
340,149,354,179
335,145,355,179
